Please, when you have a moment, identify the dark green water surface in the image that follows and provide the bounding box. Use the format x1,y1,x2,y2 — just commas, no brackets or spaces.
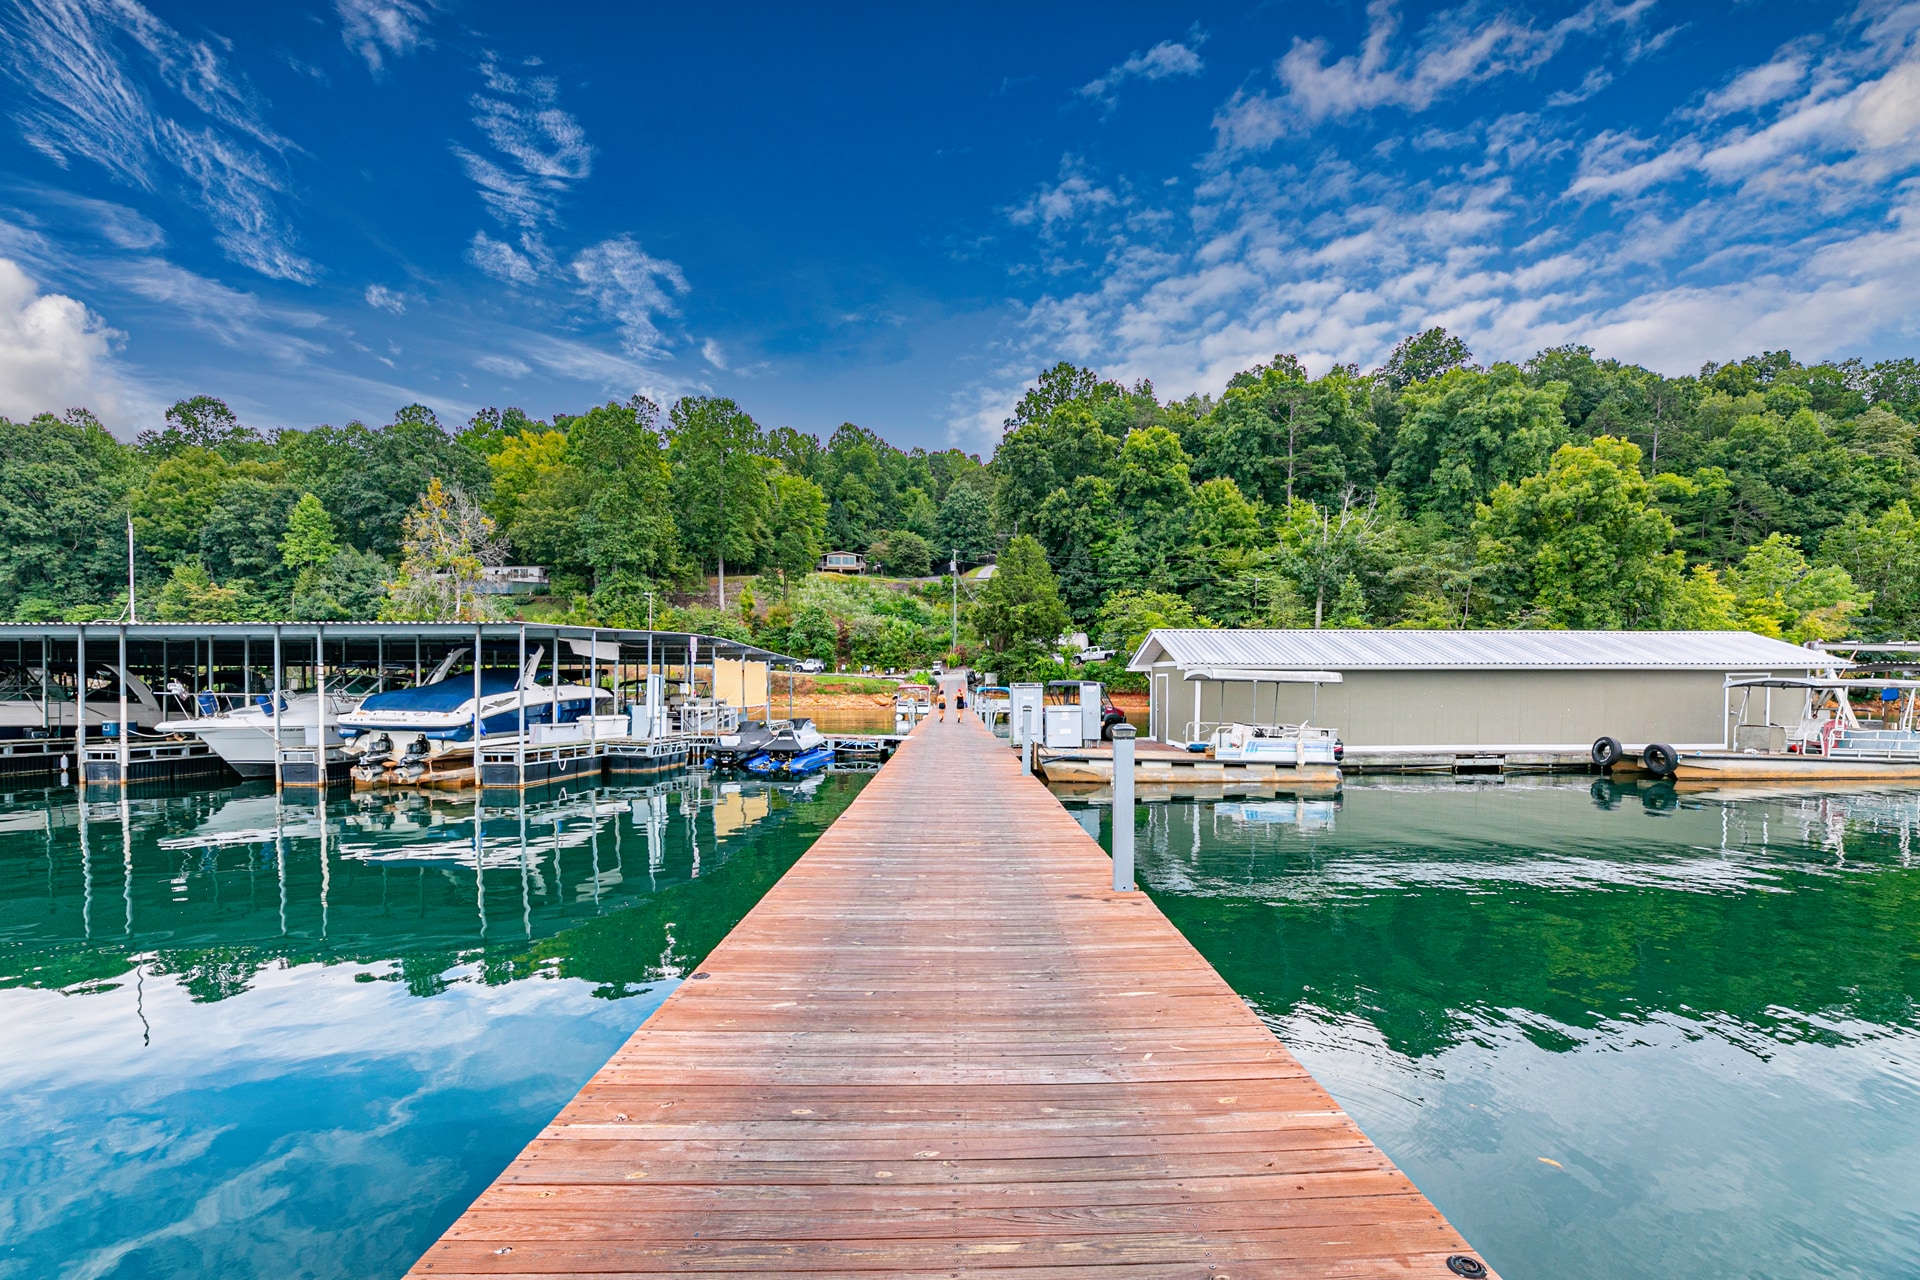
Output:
1063,778,1920,1280
0,770,868,1280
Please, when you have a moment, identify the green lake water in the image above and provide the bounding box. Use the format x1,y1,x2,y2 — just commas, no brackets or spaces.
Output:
6,768,1918,1279
0,770,869,1280
1063,777,1920,1280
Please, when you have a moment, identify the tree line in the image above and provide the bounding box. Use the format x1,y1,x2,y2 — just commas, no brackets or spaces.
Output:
4,329,1920,680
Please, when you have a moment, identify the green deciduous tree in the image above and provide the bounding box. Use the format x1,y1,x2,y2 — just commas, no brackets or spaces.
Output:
280,493,340,573
1724,533,1867,643
0,410,140,619
131,447,233,570
669,396,768,607
1472,437,1684,628
1389,365,1569,522
761,470,828,595
975,534,1069,656
935,480,995,564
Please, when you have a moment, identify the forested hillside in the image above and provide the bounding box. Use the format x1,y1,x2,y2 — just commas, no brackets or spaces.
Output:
5,329,1920,681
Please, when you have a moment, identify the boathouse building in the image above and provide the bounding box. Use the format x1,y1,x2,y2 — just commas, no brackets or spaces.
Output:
1127,629,1844,767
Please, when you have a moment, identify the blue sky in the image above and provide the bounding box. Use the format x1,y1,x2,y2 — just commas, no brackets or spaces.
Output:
2,1,1918,449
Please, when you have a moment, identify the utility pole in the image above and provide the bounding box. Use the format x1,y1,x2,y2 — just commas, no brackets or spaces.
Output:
950,551,958,653
125,514,137,623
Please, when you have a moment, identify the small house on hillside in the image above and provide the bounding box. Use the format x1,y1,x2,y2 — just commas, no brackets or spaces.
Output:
819,551,866,573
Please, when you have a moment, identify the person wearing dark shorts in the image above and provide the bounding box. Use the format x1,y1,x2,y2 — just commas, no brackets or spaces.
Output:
936,690,948,721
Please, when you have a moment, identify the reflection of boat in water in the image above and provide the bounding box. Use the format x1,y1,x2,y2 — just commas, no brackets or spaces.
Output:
1039,724,1343,789
1215,798,1340,830
154,678,377,779
155,794,323,849
340,646,614,787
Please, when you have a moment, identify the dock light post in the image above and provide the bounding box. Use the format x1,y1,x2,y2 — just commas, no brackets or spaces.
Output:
1110,725,1136,893
1021,706,1034,776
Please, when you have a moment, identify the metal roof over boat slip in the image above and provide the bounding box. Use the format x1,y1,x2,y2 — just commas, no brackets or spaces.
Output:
1129,628,1842,672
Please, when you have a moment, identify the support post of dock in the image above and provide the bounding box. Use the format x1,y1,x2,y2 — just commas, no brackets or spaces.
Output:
272,626,283,792
117,625,128,785
1021,706,1034,775
1110,724,1136,892
517,625,527,789
75,627,87,790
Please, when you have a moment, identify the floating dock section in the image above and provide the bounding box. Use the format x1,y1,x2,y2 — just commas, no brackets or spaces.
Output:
408,715,1494,1277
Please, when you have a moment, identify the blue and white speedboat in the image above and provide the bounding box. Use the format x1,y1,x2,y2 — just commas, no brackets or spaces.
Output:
340,646,613,784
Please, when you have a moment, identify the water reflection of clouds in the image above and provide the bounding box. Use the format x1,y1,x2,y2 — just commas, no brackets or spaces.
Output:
1260,1001,1920,1280
0,961,662,1280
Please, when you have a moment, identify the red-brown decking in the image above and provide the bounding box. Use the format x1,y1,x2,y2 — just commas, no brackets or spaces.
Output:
408,714,1494,1278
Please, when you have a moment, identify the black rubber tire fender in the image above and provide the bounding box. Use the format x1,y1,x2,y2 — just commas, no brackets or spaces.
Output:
1643,742,1678,777
1591,735,1624,768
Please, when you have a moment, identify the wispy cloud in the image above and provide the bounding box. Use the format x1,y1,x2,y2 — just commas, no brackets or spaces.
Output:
466,231,538,286
474,353,529,378
364,284,406,313
1080,32,1206,114
454,52,593,230
1007,157,1120,233
1215,0,1650,151
571,236,689,358
0,0,311,281
335,0,433,76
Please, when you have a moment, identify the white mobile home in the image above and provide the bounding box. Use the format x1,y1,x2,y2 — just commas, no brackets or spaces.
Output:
1128,629,1843,766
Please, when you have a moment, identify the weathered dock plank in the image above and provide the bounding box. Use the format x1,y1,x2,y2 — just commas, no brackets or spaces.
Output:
407,716,1493,1278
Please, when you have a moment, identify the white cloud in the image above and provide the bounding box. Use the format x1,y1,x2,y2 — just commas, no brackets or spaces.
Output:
968,3,1920,442
1697,52,1808,118
364,284,406,313
335,0,433,75
571,236,689,358
1218,0,1650,150
700,338,727,370
455,53,593,229
474,353,530,378
465,231,537,286
106,257,327,362
1080,34,1206,112
0,0,310,281
0,257,123,421
1007,156,1120,233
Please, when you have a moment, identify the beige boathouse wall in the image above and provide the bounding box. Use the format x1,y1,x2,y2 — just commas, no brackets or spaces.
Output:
1161,668,1772,749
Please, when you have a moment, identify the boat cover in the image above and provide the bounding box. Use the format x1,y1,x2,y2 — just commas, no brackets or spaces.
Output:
357,670,519,712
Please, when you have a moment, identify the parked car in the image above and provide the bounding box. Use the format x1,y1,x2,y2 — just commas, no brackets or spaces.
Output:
1076,646,1116,663
795,657,825,673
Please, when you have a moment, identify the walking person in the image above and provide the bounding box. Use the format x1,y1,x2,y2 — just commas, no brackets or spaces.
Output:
936,687,948,722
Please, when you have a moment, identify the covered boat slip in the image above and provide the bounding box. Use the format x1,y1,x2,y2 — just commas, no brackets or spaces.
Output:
1130,629,1844,772
0,622,799,790
1637,675,1920,782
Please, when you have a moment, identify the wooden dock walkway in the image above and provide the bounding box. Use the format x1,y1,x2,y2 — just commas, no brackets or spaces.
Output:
409,715,1493,1278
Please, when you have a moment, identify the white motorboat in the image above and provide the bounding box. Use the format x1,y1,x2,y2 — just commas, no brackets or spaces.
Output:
154,677,378,779
0,664,165,736
338,645,614,784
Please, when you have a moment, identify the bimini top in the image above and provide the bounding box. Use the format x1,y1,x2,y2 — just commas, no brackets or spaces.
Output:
1128,629,1844,673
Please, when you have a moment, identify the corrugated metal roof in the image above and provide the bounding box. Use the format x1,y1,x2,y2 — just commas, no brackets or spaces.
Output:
1128,629,1842,672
